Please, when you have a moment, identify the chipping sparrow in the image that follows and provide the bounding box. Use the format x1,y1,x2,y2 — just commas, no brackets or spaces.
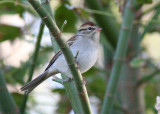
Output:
21,22,102,94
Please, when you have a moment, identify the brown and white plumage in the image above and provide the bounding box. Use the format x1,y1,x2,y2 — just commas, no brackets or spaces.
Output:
21,21,102,94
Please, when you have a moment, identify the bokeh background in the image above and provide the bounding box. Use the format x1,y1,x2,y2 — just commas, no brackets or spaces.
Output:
0,0,160,114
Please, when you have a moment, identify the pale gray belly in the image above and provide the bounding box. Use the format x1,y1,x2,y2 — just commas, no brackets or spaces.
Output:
71,40,99,73
52,39,99,77
76,46,99,73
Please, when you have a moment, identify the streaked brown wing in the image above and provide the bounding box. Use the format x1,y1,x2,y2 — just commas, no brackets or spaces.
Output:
44,35,77,71
44,50,62,71
66,35,76,46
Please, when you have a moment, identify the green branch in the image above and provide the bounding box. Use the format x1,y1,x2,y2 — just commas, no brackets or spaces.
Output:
20,22,45,114
84,0,119,49
140,7,160,41
101,0,140,113
141,2,160,17
41,1,84,113
0,70,19,114
28,0,92,114
137,70,160,86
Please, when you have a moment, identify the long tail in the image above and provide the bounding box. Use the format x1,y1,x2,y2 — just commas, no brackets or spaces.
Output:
21,71,49,94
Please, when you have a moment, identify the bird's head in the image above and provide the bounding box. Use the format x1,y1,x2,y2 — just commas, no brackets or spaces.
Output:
77,22,102,41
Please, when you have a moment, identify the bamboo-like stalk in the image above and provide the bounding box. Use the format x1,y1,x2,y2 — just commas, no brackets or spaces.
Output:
101,0,138,113
41,1,83,113
0,70,19,114
20,22,44,114
84,0,119,49
28,0,92,114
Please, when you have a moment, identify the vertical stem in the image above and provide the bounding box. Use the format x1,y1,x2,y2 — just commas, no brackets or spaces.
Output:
0,70,19,114
20,22,45,114
41,1,83,113
101,0,138,113
28,0,92,113
62,74,83,113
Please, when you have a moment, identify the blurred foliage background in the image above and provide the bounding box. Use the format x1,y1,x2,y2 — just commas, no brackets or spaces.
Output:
0,0,160,114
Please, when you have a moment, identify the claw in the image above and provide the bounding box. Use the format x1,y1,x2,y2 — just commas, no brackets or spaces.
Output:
82,77,86,85
63,77,74,83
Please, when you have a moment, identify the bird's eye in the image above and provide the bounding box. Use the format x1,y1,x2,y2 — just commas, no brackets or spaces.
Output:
88,27,92,30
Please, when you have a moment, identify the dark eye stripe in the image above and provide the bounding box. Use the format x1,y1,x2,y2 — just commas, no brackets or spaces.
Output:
79,27,96,32
88,27,96,30
78,29,87,32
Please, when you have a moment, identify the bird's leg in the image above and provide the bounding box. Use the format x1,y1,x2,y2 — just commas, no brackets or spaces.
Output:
75,50,80,69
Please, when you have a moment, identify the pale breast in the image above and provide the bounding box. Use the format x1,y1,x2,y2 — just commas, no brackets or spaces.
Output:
71,38,99,73
52,37,99,77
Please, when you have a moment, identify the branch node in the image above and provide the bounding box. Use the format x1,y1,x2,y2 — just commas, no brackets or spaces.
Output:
106,92,115,98
35,5,42,11
63,77,74,83
42,16,48,20
113,57,126,62
60,45,67,49
127,4,137,13
79,91,86,101
51,30,61,39
67,62,75,66
52,76,63,84
122,26,131,30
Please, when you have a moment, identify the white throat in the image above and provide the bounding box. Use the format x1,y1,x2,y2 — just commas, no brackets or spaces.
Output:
76,34,92,38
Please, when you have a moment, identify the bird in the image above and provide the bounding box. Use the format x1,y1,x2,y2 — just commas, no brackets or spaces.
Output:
21,21,102,94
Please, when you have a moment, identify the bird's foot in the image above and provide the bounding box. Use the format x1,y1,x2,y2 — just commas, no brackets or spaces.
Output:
82,77,86,85
63,77,74,83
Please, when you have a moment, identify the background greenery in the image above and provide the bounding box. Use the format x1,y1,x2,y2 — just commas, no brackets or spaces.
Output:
0,0,160,114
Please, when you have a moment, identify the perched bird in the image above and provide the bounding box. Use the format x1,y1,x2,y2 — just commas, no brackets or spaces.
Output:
21,21,102,94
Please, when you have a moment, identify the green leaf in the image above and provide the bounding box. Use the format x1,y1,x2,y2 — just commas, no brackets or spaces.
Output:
12,92,23,107
137,0,152,4
0,24,21,42
0,1,23,16
55,3,77,32
4,62,29,85
130,58,145,68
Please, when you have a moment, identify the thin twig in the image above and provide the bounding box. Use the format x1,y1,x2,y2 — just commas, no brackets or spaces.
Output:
20,22,45,114
139,7,160,41
141,2,160,17
52,77,63,84
60,20,67,32
137,70,160,86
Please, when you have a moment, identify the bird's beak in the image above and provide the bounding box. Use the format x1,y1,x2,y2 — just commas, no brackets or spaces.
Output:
96,27,102,31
